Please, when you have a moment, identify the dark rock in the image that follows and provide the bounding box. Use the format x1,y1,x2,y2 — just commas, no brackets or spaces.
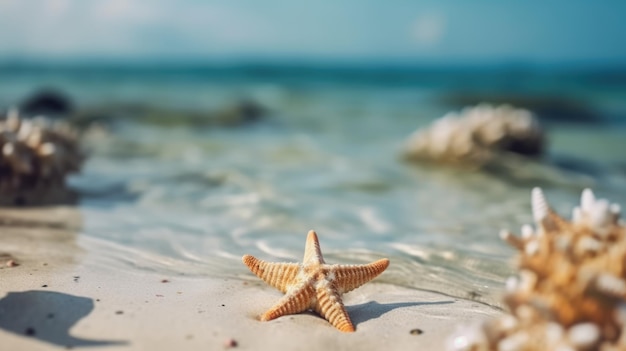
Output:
215,100,267,126
440,93,602,124
20,89,73,116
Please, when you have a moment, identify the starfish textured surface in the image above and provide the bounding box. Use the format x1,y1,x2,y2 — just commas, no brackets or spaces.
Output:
242,230,390,332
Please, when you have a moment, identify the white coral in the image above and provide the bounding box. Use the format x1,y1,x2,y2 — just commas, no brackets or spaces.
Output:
404,104,544,166
0,108,83,196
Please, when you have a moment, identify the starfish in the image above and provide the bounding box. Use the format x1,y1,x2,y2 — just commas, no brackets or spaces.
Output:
242,230,389,332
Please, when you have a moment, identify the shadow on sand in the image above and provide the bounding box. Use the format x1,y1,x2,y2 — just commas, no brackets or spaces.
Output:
347,300,454,327
0,290,126,348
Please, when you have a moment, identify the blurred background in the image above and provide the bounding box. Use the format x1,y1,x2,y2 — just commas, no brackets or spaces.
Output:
1,0,626,304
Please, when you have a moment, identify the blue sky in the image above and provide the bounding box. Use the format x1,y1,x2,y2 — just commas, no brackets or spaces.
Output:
1,0,625,65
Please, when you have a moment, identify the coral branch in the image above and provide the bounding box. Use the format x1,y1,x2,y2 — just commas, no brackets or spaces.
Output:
449,188,626,351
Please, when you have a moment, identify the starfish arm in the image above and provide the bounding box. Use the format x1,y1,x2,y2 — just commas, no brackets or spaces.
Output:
242,255,301,293
333,258,390,294
303,230,325,265
260,284,316,321
314,285,355,332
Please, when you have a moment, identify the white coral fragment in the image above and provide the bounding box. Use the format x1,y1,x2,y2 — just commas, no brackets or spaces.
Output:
567,323,600,350
404,104,544,166
531,187,550,225
595,274,626,299
581,189,596,213
1,109,83,204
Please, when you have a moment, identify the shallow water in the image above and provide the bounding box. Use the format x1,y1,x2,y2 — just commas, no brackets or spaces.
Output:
3,67,626,307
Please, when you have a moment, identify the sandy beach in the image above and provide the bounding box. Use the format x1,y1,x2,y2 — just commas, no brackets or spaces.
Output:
0,206,500,351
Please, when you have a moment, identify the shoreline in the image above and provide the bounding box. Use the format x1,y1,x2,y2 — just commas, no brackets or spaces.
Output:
0,207,500,350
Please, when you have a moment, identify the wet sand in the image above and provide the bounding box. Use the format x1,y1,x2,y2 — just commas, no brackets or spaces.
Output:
0,207,500,350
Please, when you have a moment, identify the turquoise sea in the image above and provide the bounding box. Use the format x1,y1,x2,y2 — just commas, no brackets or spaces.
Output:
2,64,626,306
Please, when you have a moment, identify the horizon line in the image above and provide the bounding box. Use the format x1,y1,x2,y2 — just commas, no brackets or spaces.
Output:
1,58,626,74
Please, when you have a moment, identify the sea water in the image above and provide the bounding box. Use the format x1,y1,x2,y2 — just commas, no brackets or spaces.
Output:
2,65,626,306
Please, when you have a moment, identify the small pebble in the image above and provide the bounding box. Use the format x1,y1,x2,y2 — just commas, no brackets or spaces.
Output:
467,291,481,300
7,260,19,267
410,328,423,335
41,285,48,288
224,338,238,348
161,279,170,283
115,310,124,315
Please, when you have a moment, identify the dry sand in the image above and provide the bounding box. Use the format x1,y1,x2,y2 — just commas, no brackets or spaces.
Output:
0,206,500,350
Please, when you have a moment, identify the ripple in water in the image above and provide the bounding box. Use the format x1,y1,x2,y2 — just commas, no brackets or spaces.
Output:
63,82,626,308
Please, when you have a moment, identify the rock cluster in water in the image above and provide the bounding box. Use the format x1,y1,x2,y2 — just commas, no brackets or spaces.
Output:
404,104,545,167
0,108,83,205
449,188,626,351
